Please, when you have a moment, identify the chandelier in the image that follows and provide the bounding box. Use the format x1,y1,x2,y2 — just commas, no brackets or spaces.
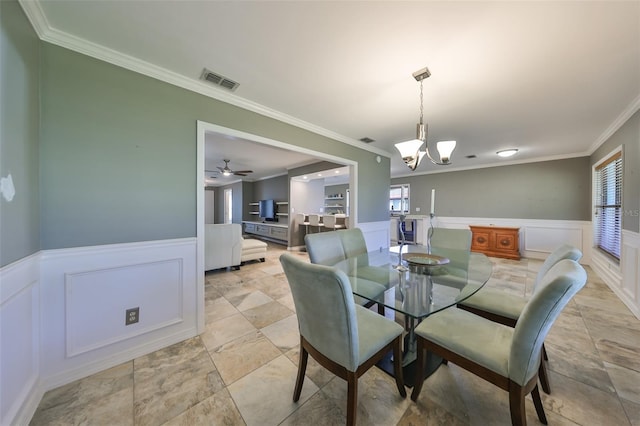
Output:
395,67,456,170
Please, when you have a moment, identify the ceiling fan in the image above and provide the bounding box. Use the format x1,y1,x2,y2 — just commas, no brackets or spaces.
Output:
216,159,253,177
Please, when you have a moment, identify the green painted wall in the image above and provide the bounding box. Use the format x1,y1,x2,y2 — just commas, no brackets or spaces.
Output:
39,43,389,249
0,0,40,267
591,110,640,233
392,157,591,220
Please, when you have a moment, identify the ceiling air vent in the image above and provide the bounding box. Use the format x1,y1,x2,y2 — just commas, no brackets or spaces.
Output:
359,137,375,143
201,68,239,91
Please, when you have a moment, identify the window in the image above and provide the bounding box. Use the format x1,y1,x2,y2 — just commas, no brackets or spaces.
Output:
224,188,233,224
594,150,622,260
390,184,410,214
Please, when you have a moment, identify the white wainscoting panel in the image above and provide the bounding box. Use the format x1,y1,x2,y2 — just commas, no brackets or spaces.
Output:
39,238,198,389
434,217,592,264
0,253,42,426
65,259,184,357
620,230,640,319
358,220,391,252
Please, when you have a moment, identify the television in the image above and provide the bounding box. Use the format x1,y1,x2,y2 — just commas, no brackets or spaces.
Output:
258,199,276,221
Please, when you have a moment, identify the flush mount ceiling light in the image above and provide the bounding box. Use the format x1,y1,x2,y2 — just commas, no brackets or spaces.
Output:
395,67,456,171
497,149,519,157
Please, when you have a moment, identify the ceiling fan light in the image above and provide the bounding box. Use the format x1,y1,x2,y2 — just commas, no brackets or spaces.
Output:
497,149,518,157
436,140,456,163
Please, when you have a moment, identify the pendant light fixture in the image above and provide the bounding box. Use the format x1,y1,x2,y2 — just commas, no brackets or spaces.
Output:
395,67,456,170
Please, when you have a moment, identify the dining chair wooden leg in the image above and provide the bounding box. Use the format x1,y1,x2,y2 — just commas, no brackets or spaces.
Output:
377,303,385,316
293,340,308,402
542,343,549,361
347,371,358,426
531,385,548,424
508,385,527,426
538,360,551,394
392,336,407,398
410,338,426,402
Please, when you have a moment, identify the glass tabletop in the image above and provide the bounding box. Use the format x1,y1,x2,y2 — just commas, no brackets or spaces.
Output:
333,245,492,320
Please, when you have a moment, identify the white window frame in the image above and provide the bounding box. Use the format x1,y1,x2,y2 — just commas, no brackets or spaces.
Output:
593,147,623,261
390,184,410,214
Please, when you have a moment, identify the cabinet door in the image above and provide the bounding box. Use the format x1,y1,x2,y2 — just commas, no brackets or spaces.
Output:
495,231,517,252
471,231,491,251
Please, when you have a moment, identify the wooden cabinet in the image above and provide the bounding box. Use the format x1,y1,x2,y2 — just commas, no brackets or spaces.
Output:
243,221,288,244
470,225,520,260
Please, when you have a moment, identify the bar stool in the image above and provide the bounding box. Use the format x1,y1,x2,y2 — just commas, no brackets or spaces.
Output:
308,214,323,233
323,214,346,231
296,213,310,235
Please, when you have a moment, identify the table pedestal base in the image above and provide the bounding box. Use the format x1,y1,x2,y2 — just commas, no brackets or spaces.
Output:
376,350,443,388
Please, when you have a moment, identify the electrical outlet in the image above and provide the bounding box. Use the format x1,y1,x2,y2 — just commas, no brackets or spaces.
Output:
126,307,139,325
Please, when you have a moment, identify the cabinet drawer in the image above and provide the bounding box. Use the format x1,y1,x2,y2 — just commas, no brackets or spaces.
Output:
471,232,491,250
244,223,256,233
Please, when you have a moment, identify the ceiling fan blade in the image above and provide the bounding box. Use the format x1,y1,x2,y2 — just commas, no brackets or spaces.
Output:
233,170,253,174
234,172,248,176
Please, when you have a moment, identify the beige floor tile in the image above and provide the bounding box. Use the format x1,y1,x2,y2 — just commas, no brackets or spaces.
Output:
133,337,222,426
201,312,257,351
542,371,630,425
279,390,345,425
205,295,239,324
162,388,246,426
240,300,294,329
605,362,640,404
210,330,282,385
261,314,300,352
227,355,319,426
621,399,640,426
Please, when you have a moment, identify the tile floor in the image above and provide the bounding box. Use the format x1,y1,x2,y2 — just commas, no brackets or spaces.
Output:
31,242,640,425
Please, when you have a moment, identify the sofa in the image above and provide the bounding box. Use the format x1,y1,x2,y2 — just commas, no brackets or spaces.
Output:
205,223,269,271
205,223,242,271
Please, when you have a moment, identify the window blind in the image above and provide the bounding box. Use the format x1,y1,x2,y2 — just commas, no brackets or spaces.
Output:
594,151,622,260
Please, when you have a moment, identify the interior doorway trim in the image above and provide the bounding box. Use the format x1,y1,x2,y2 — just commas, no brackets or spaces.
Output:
196,120,358,332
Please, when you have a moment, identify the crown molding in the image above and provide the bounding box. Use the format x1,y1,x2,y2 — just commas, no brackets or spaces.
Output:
391,151,591,179
17,1,392,159
589,94,640,155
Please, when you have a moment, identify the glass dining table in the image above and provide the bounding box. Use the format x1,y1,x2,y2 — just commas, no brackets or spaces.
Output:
332,245,493,386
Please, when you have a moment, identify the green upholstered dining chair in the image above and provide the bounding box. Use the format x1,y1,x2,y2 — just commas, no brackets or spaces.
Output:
457,244,582,393
411,259,587,426
429,228,472,251
279,253,406,426
305,228,392,314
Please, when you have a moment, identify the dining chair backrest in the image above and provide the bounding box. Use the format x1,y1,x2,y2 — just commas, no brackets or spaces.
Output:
509,259,587,386
430,228,472,251
280,253,360,371
305,228,369,266
532,244,582,291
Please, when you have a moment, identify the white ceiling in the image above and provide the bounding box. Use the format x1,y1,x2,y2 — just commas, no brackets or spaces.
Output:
25,1,640,178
